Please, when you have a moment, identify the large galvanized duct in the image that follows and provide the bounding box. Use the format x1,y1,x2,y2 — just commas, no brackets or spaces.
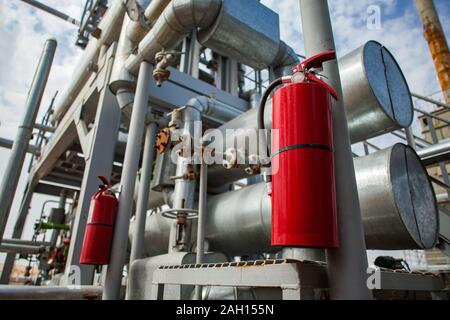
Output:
132,144,439,256
124,0,298,75
51,0,127,124
340,41,414,143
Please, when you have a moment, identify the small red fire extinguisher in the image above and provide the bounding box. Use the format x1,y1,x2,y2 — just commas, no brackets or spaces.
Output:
258,51,339,249
80,176,118,265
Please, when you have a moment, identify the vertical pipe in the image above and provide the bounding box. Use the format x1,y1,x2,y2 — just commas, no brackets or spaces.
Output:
299,0,371,299
194,147,207,300
129,122,158,263
103,61,152,300
416,0,450,104
0,39,56,243
405,127,418,150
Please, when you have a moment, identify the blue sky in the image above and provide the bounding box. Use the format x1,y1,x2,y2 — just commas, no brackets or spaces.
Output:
0,0,450,266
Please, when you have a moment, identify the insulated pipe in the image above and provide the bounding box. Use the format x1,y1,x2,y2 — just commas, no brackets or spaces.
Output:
49,190,67,247
51,0,127,124
103,61,152,300
124,0,298,75
0,286,102,300
0,39,56,243
135,145,439,257
129,122,158,263
126,0,172,46
300,0,370,300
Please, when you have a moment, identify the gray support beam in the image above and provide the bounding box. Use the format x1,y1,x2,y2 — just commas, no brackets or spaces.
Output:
0,177,38,284
0,39,56,242
129,122,158,263
63,64,122,286
299,0,371,299
103,61,152,300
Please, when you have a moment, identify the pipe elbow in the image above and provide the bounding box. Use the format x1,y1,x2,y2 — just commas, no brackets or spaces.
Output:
273,41,299,68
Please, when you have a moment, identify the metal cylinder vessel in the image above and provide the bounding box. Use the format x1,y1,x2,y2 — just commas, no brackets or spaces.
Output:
339,41,414,143
133,144,439,256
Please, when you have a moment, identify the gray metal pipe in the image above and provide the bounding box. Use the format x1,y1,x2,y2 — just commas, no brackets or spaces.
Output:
299,0,371,300
0,243,44,255
51,0,127,124
103,61,153,300
194,148,208,300
0,39,56,243
0,137,40,156
0,285,102,300
130,122,158,263
20,0,80,26
417,139,450,166
1,239,50,247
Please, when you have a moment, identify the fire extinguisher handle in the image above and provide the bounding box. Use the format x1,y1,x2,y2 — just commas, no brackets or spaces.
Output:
98,176,110,188
306,73,338,100
301,50,337,70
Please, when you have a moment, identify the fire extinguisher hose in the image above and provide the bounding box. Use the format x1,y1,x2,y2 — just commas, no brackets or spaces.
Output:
257,77,285,165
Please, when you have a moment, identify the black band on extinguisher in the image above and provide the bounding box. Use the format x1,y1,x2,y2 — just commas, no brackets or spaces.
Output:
271,143,333,159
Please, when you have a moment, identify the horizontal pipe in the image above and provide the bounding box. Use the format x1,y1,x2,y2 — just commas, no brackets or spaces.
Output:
20,0,80,26
417,139,450,166
34,123,55,133
0,286,102,300
0,137,40,156
1,239,50,247
0,243,44,254
412,92,450,110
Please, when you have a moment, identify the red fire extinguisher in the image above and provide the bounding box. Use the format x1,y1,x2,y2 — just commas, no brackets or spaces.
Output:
80,176,118,265
259,51,339,248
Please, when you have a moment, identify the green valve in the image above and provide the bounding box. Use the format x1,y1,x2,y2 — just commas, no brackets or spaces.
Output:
39,221,70,231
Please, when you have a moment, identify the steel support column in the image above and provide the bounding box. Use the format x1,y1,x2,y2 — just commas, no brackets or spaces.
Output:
0,39,56,242
103,61,152,300
63,68,122,286
299,0,372,299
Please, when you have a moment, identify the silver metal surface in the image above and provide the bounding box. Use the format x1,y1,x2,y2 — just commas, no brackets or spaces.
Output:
130,122,158,263
0,39,56,243
0,285,102,300
104,61,153,300
125,0,298,74
137,145,438,257
354,144,439,249
198,0,280,70
339,41,413,143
